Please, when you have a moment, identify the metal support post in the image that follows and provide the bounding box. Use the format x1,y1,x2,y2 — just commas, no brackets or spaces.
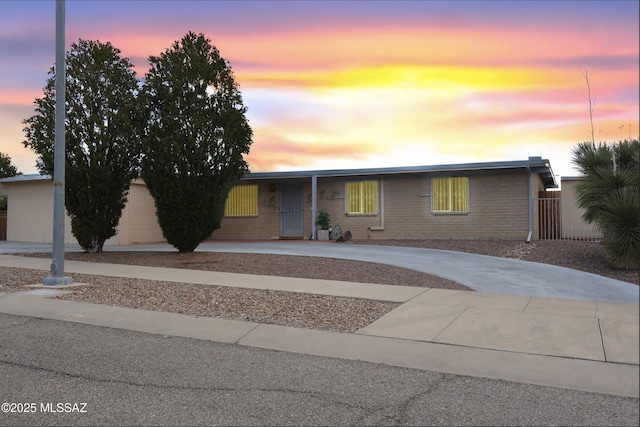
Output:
44,0,72,286
311,174,318,240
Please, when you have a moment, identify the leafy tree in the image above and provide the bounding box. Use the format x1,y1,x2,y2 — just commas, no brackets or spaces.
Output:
0,151,21,211
140,32,252,252
572,140,639,269
0,152,21,178
22,39,142,253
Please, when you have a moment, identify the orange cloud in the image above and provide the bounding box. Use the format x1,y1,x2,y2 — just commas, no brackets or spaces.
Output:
3,1,637,179
0,89,42,107
245,129,372,172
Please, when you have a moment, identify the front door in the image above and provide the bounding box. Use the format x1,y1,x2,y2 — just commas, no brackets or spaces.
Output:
280,183,304,237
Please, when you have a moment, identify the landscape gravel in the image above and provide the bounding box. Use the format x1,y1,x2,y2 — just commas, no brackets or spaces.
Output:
58,277,400,333
1,239,637,333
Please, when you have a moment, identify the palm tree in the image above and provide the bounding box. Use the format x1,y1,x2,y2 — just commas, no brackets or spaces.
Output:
572,140,639,269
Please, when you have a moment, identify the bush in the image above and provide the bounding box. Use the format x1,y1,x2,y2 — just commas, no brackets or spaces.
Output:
316,209,330,230
572,140,639,269
598,188,640,269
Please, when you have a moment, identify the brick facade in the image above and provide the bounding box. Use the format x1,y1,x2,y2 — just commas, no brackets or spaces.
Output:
0,159,555,245
212,171,550,241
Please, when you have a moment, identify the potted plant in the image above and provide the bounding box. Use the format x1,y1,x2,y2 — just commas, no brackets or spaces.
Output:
315,208,330,240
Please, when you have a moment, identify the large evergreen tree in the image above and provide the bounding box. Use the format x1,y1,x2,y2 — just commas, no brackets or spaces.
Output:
22,39,142,253
140,32,252,252
572,140,639,269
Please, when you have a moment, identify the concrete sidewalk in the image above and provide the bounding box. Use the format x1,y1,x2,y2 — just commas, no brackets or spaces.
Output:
0,253,638,398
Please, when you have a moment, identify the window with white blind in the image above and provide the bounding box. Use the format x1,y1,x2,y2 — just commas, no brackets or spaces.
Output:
224,185,258,217
431,177,469,213
346,180,379,214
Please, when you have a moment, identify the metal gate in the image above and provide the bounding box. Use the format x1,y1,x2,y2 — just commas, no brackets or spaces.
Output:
535,193,602,241
538,191,562,240
280,183,304,237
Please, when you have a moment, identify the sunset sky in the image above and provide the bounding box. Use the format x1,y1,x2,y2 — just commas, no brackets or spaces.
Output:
1,0,638,179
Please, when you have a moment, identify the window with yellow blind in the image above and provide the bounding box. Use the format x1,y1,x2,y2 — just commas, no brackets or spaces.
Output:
431,177,469,213
224,185,258,217
346,180,379,214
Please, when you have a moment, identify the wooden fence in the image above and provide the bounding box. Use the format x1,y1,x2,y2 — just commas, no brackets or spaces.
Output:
0,212,6,241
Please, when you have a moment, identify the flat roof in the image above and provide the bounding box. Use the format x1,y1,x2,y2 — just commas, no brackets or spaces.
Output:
0,157,558,188
0,173,51,183
242,157,557,188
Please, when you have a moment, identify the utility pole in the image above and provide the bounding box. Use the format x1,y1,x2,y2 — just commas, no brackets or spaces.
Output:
44,0,72,286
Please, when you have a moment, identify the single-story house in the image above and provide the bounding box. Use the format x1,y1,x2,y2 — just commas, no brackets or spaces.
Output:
0,156,559,245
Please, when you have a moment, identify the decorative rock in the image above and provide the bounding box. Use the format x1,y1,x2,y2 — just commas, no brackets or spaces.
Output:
335,230,352,243
503,242,537,259
330,224,342,240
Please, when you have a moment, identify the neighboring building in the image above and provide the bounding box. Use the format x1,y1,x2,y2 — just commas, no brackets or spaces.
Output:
558,177,602,241
0,157,560,245
0,175,161,245
0,174,77,244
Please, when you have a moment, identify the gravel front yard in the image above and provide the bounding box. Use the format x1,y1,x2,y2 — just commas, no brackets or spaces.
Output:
1,239,637,333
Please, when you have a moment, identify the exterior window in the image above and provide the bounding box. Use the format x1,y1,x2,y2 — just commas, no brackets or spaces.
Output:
224,185,258,217
432,177,469,212
346,180,378,214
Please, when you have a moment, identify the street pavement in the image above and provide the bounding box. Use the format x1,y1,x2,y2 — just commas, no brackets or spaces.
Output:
0,241,638,426
1,314,638,426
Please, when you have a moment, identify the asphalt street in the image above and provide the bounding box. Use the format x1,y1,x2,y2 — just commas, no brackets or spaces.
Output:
1,240,638,426
1,313,638,426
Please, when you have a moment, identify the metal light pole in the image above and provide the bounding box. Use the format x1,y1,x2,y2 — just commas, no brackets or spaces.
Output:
43,0,72,286
311,174,318,240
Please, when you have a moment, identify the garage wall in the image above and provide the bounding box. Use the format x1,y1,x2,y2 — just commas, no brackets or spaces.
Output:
5,179,77,244
119,181,165,244
3,178,160,246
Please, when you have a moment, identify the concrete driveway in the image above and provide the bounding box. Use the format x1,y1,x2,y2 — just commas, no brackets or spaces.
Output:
196,242,639,304
0,240,637,303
